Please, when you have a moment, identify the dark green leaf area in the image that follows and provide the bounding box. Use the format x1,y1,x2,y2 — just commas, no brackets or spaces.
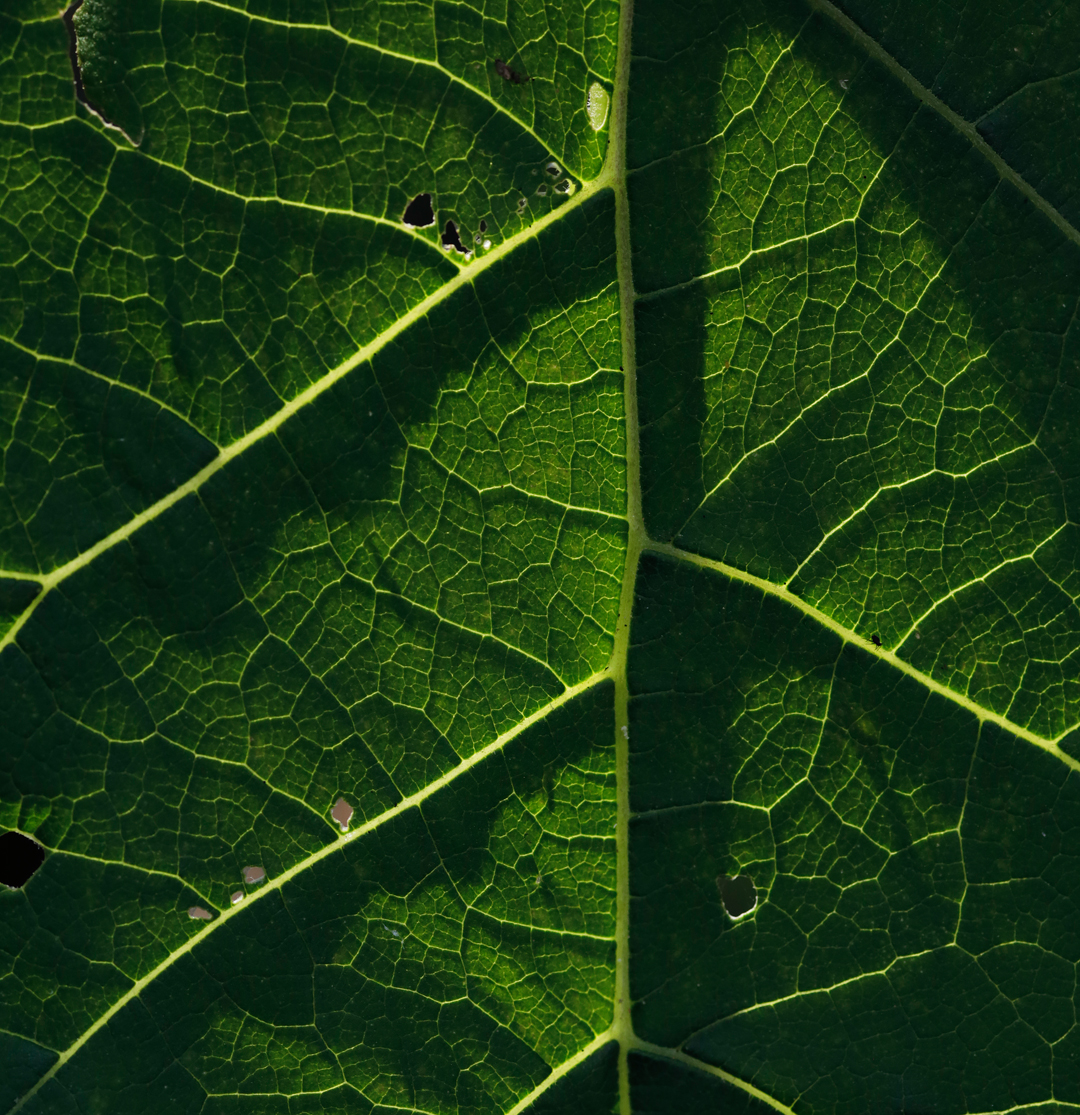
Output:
72,0,583,227
629,1052,772,1115
0,120,458,451
522,1041,618,1115
834,0,1080,227
0,12,75,128
0,1033,55,1113
2,190,621,905
22,684,615,1114
0,342,218,573
0,577,39,641
628,555,1080,1113
631,0,1080,741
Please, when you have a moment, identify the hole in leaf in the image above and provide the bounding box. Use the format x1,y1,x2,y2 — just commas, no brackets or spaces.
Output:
554,179,575,195
536,184,548,196
517,197,528,212
441,220,466,253
230,891,244,905
0,831,45,889
546,161,561,176
479,219,488,233
402,192,435,227
494,59,529,84
242,865,266,885
331,797,354,832
188,905,213,920
717,874,757,919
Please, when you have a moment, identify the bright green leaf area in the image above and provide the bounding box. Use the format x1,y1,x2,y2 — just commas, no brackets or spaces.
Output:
2,0,1080,1111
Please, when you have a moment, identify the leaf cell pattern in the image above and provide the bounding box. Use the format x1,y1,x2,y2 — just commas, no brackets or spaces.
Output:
3,0,1080,1112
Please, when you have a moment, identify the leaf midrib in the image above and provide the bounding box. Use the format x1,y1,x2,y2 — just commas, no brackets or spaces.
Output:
8,3,1080,1112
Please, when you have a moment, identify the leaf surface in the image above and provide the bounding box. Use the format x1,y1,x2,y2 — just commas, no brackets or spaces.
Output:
3,0,1080,1112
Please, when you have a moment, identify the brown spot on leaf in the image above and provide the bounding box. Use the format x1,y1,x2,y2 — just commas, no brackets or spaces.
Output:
188,905,213,920
243,866,266,885
331,797,354,832
494,59,529,84
230,891,244,905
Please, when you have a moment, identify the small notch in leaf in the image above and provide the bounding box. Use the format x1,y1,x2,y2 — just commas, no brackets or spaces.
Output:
402,192,435,228
331,797,354,832
717,874,757,919
441,220,466,253
494,59,529,84
0,831,45,889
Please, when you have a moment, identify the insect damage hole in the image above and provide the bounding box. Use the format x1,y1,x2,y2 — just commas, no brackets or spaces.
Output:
0,831,45,889
717,874,758,919
242,865,266,885
402,192,435,228
331,797,354,832
441,219,466,253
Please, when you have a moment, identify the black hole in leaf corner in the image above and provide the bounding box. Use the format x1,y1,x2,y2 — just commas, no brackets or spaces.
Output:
0,831,45,889
717,873,757,918
402,192,435,228
441,220,466,253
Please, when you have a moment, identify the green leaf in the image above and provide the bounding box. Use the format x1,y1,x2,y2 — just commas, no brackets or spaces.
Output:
3,0,1080,1112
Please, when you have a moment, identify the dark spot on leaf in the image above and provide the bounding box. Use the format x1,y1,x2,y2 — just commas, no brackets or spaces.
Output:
871,634,882,647
402,192,435,227
0,831,45,889
187,905,213,920
441,220,466,253
495,59,529,84
242,865,266,885
536,184,548,196
479,219,488,233
555,179,573,194
717,874,757,918
331,797,354,832
546,161,561,177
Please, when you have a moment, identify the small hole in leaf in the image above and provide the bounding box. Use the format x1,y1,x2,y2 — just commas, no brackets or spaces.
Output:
243,865,266,885
479,219,488,233
0,831,45,889
554,179,575,195
536,184,548,196
441,220,466,253
230,891,244,905
717,874,757,919
331,797,354,832
545,161,561,177
188,905,213,920
402,192,435,227
517,197,528,212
